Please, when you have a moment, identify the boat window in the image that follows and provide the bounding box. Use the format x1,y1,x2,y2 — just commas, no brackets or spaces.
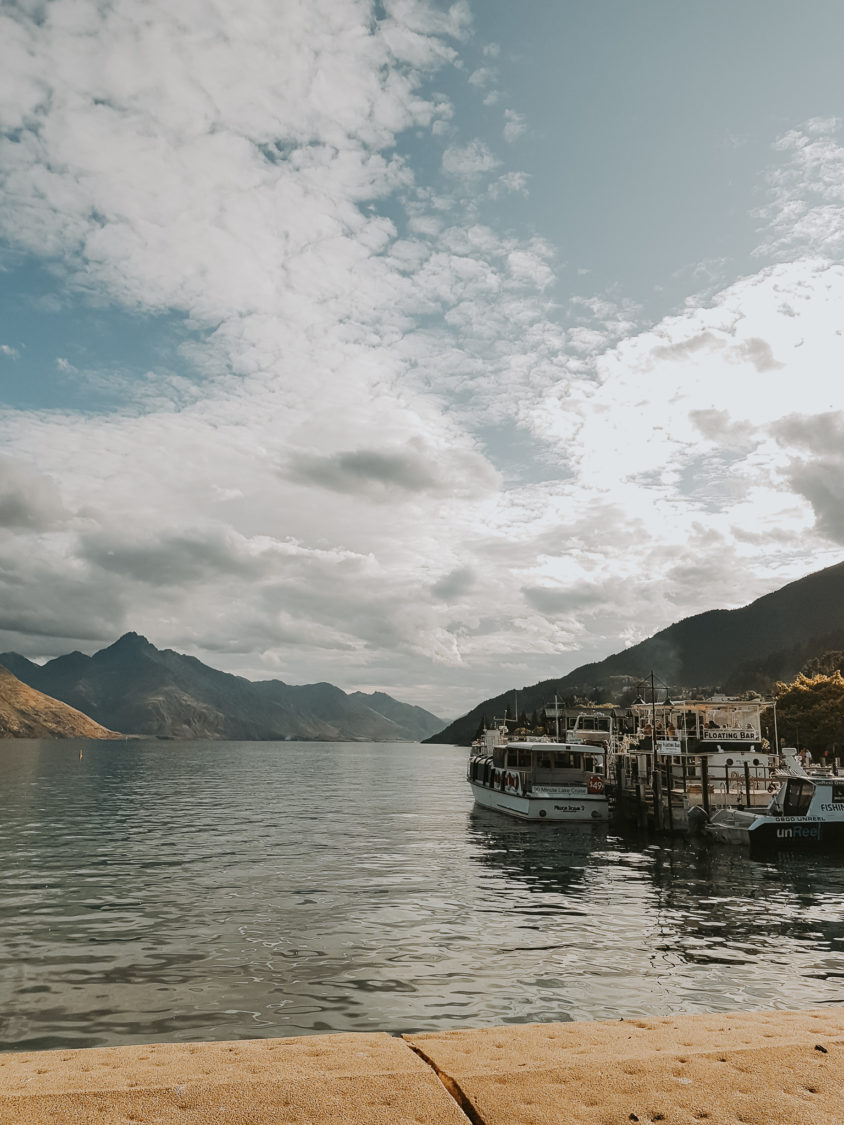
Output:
548,751,572,768
506,750,518,767
832,781,844,804
783,779,814,817
518,749,532,768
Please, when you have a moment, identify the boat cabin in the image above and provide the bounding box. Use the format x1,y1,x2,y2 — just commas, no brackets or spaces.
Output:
771,774,844,818
501,740,605,783
468,739,606,798
630,695,770,750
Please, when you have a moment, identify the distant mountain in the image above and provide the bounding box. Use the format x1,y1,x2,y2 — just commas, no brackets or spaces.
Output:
349,690,444,741
428,559,844,745
0,633,443,742
0,665,121,739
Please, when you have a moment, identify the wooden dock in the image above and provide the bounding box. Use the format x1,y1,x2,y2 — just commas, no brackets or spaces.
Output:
612,754,778,834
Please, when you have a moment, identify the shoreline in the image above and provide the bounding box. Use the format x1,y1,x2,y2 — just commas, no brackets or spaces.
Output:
2,1007,842,1123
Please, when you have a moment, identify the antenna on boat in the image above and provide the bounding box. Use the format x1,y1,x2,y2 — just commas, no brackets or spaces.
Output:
650,670,657,774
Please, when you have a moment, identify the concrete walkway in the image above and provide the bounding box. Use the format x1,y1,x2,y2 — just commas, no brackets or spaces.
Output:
1,1008,842,1124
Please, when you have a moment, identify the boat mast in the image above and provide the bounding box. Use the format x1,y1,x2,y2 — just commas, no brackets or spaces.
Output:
650,669,657,773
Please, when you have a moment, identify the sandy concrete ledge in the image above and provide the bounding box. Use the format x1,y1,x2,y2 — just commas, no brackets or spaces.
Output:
0,1032,471,1124
406,1007,844,1125
1,1009,843,1124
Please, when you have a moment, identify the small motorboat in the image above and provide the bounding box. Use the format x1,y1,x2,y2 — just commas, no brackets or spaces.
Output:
706,749,844,850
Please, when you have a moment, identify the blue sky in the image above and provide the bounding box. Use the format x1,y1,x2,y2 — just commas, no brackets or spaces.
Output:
2,0,844,716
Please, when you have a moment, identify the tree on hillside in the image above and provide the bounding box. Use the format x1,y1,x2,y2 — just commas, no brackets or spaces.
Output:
774,672,844,755
802,651,844,678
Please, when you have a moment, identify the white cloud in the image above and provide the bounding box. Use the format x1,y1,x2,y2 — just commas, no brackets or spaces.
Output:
503,109,526,143
488,171,530,199
441,139,500,179
468,66,495,89
2,2,844,716
757,118,844,259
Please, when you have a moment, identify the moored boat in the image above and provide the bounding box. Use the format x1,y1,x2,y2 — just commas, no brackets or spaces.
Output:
467,713,612,821
706,752,844,850
614,694,780,831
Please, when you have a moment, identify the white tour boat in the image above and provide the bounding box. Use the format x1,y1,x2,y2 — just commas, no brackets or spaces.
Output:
467,714,612,822
706,750,844,850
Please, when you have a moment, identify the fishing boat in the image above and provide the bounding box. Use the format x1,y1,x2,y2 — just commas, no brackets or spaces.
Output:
466,713,613,821
706,750,844,850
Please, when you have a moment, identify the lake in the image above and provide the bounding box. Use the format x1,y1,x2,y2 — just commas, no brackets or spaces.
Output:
2,738,844,1052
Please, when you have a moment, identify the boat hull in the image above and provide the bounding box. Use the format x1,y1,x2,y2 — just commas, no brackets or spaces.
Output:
708,815,844,850
469,780,608,822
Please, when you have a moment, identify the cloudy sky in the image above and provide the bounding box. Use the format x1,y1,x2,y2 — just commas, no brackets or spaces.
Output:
2,0,844,718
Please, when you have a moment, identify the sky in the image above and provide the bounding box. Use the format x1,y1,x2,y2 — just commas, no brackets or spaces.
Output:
2,0,844,719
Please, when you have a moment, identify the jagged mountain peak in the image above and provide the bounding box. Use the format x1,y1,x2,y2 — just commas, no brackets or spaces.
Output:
101,631,154,653
5,634,444,742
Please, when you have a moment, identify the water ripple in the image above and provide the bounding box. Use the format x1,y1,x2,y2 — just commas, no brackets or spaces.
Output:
2,738,844,1050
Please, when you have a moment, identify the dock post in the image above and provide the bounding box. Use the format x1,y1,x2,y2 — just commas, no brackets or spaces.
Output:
615,758,624,816
665,759,674,833
744,761,751,807
653,768,662,830
701,756,710,816
637,779,648,830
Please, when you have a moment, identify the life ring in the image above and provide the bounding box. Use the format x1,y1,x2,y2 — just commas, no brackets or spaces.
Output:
587,775,605,795
767,783,776,793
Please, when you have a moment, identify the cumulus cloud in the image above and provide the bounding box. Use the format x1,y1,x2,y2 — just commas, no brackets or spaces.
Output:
0,456,66,530
522,583,605,616
503,109,527,143
756,118,844,260
431,566,475,600
773,412,844,544
468,66,495,89
80,528,265,585
488,171,530,199
288,443,499,501
441,139,500,178
3,1,844,714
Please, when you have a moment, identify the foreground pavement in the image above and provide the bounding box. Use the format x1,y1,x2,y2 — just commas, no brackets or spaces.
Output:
1,1008,843,1123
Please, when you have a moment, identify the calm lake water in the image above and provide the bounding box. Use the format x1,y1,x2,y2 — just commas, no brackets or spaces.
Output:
2,738,844,1052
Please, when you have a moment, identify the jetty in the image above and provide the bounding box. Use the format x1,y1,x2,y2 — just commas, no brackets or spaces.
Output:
2,1008,843,1123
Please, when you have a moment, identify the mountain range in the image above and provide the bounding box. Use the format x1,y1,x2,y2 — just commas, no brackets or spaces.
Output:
427,559,844,744
0,633,443,742
0,665,121,739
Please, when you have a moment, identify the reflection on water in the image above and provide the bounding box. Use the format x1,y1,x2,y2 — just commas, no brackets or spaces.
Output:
1,738,843,1051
